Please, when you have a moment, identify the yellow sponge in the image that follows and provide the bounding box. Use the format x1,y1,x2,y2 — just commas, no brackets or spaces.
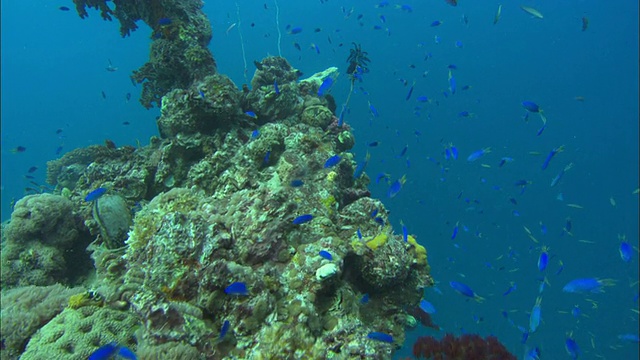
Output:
407,235,427,264
366,233,388,250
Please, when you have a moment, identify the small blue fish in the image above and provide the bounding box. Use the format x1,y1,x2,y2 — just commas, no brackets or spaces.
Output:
416,96,429,103
158,17,172,26
274,80,280,95
405,82,415,101
529,296,542,333
374,217,385,226
368,101,379,117
401,222,408,242
498,157,514,167
565,337,580,359
245,111,258,118
522,101,541,113
619,240,632,262
293,214,313,225
451,222,459,240
455,40,464,48
538,246,549,272
450,145,459,160
319,250,333,260
353,153,370,179
324,154,341,168
85,187,107,202
503,282,517,296
356,228,363,240
360,293,369,304
251,129,260,139
263,150,271,166
430,20,442,27
387,176,406,198
467,147,491,162
370,209,379,218
219,320,230,340
367,331,394,343
89,342,137,360
617,333,640,342
317,77,334,96
419,299,436,314
449,281,484,302
448,70,456,94
225,282,249,295
562,278,615,293
376,173,390,184
367,141,380,147
536,124,546,136
571,304,581,318
541,145,564,170
289,27,303,34
290,179,304,187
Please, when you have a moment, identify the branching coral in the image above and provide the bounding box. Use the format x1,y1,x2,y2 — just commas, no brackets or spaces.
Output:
412,333,516,360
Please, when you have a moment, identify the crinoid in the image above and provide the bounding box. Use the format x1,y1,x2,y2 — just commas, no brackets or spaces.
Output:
346,42,370,80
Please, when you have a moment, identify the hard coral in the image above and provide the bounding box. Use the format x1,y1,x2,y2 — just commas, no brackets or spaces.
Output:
412,333,516,360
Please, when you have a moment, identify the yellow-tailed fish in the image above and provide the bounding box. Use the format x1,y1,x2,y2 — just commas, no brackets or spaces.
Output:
520,5,543,19
567,204,584,209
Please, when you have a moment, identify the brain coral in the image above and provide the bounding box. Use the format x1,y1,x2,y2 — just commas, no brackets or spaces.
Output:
20,306,139,360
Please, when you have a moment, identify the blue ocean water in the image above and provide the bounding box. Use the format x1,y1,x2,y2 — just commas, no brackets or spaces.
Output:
1,1,638,359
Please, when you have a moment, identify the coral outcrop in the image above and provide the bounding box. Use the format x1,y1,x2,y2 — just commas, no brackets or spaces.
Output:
1,194,92,288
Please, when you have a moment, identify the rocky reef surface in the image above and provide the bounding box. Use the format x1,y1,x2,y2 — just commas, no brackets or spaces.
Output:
1,1,433,359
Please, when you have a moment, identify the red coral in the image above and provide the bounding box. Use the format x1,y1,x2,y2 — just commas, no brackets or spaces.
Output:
412,333,516,360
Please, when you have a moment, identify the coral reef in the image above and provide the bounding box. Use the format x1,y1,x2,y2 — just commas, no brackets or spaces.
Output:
20,305,139,360
0,284,85,359
1,194,92,289
3,8,435,359
412,333,517,360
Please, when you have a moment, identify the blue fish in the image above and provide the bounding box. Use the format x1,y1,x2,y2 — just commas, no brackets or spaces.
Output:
455,40,464,48
620,240,632,262
245,111,258,118
448,71,456,94
387,175,406,198
317,77,334,96
158,17,172,26
368,101,379,117
451,223,459,240
219,320,230,340
274,80,280,95
467,147,491,162
370,209,378,218
419,299,436,314
430,20,442,27
324,155,341,168
529,296,542,333
538,247,549,272
449,281,484,302
374,217,385,226
85,188,107,202
565,337,580,359
319,250,333,260
401,223,408,242
450,145,459,160
353,153,370,179
416,95,429,102
503,282,517,296
251,130,260,139
405,82,415,101
292,214,313,225
290,179,304,187
522,101,541,113
356,228,362,239
367,331,394,343
263,150,271,166
541,145,564,170
562,278,615,293
360,293,369,304
225,282,249,296
289,27,303,34
89,342,137,360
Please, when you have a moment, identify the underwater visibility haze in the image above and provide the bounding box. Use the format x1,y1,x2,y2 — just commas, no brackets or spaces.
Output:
1,1,638,359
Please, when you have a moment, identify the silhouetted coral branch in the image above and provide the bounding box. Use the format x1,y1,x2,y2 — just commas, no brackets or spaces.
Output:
412,333,516,360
